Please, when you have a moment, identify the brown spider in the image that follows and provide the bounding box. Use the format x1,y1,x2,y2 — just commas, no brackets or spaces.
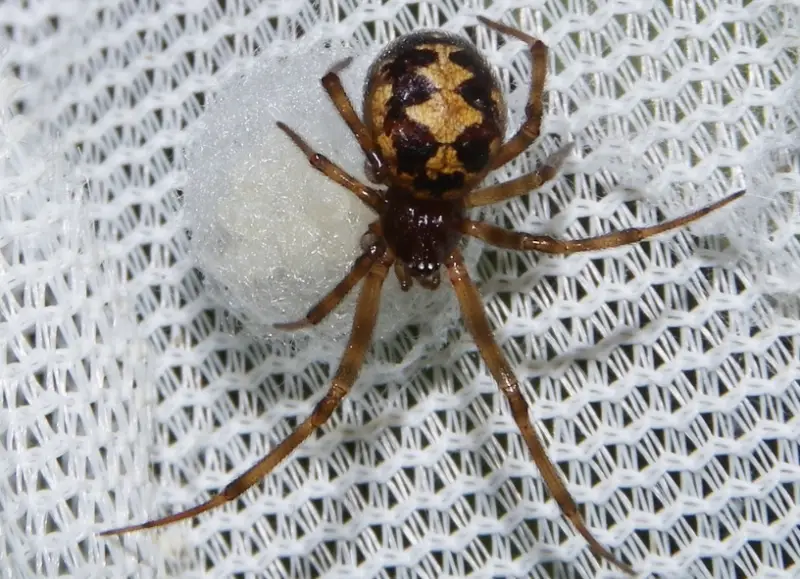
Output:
101,17,743,575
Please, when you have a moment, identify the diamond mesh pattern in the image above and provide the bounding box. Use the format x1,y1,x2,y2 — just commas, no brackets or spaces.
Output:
2,1,799,578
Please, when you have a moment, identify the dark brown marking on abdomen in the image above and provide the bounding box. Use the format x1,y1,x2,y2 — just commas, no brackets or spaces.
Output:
412,171,465,196
384,73,437,131
379,47,438,80
391,118,439,175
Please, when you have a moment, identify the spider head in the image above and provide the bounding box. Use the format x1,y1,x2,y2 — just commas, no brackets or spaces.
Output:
379,186,464,279
363,29,507,200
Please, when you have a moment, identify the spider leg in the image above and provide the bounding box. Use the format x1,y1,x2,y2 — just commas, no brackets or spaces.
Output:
277,121,384,213
394,261,413,291
99,251,394,537
444,248,635,575
275,246,382,331
462,190,744,254
321,57,388,182
477,16,548,171
464,144,573,208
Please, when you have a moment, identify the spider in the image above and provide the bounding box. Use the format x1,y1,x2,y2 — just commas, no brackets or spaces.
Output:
101,16,743,575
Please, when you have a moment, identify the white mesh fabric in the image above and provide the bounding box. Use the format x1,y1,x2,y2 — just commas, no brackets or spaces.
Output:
1,2,799,579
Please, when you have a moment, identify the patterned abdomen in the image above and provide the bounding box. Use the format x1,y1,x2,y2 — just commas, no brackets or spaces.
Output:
363,30,507,199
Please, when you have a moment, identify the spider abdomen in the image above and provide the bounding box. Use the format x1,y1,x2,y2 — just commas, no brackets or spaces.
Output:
364,30,507,199
381,186,464,276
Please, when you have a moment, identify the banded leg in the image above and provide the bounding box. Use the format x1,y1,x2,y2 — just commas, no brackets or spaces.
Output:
462,190,744,254
478,16,548,171
277,121,384,212
464,144,573,208
99,252,394,536
275,247,382,331
321,57,388,182
445,248,634,575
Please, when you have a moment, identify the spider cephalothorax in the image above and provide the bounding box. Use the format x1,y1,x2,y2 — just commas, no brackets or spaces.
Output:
102,16,743,576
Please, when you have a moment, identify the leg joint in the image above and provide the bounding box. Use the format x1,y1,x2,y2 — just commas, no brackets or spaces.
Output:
309,152,328,168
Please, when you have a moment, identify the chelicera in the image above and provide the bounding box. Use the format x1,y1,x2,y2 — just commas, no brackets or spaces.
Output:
102,17,743,574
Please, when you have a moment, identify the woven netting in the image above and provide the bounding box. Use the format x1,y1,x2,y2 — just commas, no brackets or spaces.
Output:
2,1,799,578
